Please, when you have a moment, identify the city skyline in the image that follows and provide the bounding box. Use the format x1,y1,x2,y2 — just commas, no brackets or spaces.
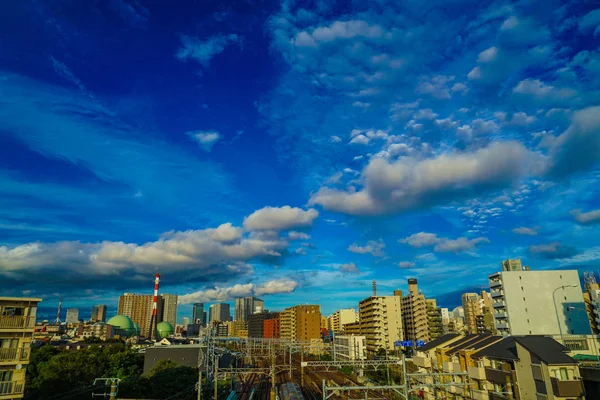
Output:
1,0,600,319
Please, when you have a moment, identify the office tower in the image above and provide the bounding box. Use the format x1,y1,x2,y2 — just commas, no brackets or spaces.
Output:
333,335,367,361
234,297,264,323
182,317,190,327
65,308,80,324
397,279,428,344
160,294,178,328
461,293,481,334
0,296,41,400
192,303,205,325
209,303,231,323
501,258,523,271
329,308,358,333
358,295,403,354
489,267,590,336
91,305,107,323
279,305,321,341
118,293,163,337
426,299,444,340
248,312,279,338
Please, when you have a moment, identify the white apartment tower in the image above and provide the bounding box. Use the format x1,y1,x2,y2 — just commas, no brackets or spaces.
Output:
329,308,359,333
358,295,403,354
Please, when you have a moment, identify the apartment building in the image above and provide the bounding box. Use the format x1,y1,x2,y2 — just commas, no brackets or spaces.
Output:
279,305,321,341
471,336,585,400
0,296,41,400
91,305,107,323
358,295,403,354
160,294,178,328
462,292,482,334
328,308,358,334
209,303,231,323
65,308,79,324
333,335,366,361
397,279,429,344
264,316,280,339
426,299,444,340
489,268,590,336
344,321,362,336
118,293,178,337
248,312,279,338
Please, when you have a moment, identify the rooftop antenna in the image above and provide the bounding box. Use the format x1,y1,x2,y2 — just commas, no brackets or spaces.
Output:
54,296,62,325
372,280,377,297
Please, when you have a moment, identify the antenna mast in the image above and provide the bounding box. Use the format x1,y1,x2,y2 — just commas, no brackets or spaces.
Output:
54,296,62,325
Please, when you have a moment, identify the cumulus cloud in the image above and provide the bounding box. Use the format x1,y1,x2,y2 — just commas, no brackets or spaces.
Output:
398,261,416,269
545,106,600,178
176,34,239,66
415,75,454,99
348,239,385,257
529,242,578,259
400,232,489,253
288,231,311,240
309,141,537,216
179,278,298,304
571,209,600,225
187,131,221,151
512,78,578,105
339,262,360,274
456,119,500,141
513,227,538,236
243,206,319,231
579,10,600,35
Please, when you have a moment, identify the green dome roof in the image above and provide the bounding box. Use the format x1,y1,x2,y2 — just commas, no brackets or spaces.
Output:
133,322,141,336
106,315,136,337
156,321,174,339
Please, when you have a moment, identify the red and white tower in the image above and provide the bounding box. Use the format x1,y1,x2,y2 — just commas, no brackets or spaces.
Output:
150,273,161,340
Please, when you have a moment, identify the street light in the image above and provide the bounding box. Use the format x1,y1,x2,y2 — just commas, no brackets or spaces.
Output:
552,284,579,343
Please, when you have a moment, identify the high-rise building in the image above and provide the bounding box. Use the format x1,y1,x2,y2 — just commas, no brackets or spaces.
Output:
192,303,205,325
248,312,279,338
119,294,156,337
264,316,280,339
91,305,107,323
489,267,590,336
160,294,178,328
182,317,190,327
65,308,80,324
397,279,429,344
329,308,359,333
279,305,321,341
440,308,450,325
426,299,444,340
501,258,523,272
461,293,481,334
358,295,403,354
209,303,231,323
0,296,42,400
234,297,264,323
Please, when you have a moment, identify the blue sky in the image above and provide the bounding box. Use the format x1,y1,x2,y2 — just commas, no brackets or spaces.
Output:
1,0,600,322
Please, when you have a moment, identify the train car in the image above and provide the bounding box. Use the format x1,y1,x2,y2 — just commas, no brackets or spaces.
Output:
279,382,304,400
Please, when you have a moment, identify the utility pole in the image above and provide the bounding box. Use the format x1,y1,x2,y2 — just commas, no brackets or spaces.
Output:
300,342,305,388
214,359,218,400
93,378,120,400
402,356,409,400
270,343,277,400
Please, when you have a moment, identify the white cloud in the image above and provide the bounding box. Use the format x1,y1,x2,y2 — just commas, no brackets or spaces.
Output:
187,131,221,151
330,135,342,143
349,134,370,145
288,231,311,240
301,20,387,43
456,119,499,141
400,232,489,253
571,209,600,225
512,78,578,103
398,261,416,269
309,141,536,215
579,10,600,34
243,206,319,231
509,112,536,126
339,262,360,274
176,34,239,66
179,278,298,304
529,242,578,259
416,75,454,99
478,46,498,63
414,108,438,120
512,227,538,236
348,239,385,257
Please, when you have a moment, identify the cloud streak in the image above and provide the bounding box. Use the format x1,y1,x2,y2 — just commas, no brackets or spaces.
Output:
179,278,298,304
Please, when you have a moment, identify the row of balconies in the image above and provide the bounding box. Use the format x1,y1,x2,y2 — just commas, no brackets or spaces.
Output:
0,381,24,396
0,316,36,330
0,347,30,363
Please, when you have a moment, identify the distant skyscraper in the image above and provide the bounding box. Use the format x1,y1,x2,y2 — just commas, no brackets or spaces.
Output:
66,308,80,324
91,305,107,322
235,297,264,323
210,303,231,323
193,303,205,325
501,259,523,272
182,317,190,327
160,294,178,328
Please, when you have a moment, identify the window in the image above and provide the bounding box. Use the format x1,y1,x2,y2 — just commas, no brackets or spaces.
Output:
527,319,530,323
555,368,568,380
523,297,526,301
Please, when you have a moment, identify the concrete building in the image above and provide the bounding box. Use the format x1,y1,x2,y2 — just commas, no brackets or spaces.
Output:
462,293,481,334
118,293,158,337
426,299,444,340
358,295,403,354
91,305,107,323
209,303,231,323
440,308,450,325
160,294,178,328
502,258,523,271
248,312,278,338
279,305,321,341
0,296,41,400
192,303,205,325
489,268,590,336
583,272,600,334
65,308,80,324
329,308,359,333
344,321,362,336
182,317,190,327
333,335,366,361
397,279,429,344
264,316,280,339
234,297,264,323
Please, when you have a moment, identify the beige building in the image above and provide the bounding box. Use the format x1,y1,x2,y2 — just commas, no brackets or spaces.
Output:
426,299,444,340
462,292,481,334
118,293,155,337
279,305,321,341
397,279,429,344
502,258,523,271
358,295,403,354
328,308,358,333
0,296,41,400
333,335,366,361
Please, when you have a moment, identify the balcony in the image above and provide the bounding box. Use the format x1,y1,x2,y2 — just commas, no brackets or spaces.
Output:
493,311,507,319
490,290,504,298
468,365,486,380
489,279,502,288
0,316,36,330
485,368,512,384
0,348,30,363
0,381,24,397
471,388,489,400
413,355,431,368
496,322,509,330
551,377,585,397
492,300,505,308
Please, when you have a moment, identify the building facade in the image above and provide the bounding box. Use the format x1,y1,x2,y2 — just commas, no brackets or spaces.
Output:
65,308,80,324
502,258,523,271
91,305,107,323
192,303,205,325
234,297,264,324
264,316,280,339
358,295,403,354
159,294,178,328
333,335,366,361
426,299,444,340
279,305,321,341
329,308,359,333
461,292,481,334
209,303,231,323
490,268,590,336
119,294,158,337
398,279,429,344
0,296,41,400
